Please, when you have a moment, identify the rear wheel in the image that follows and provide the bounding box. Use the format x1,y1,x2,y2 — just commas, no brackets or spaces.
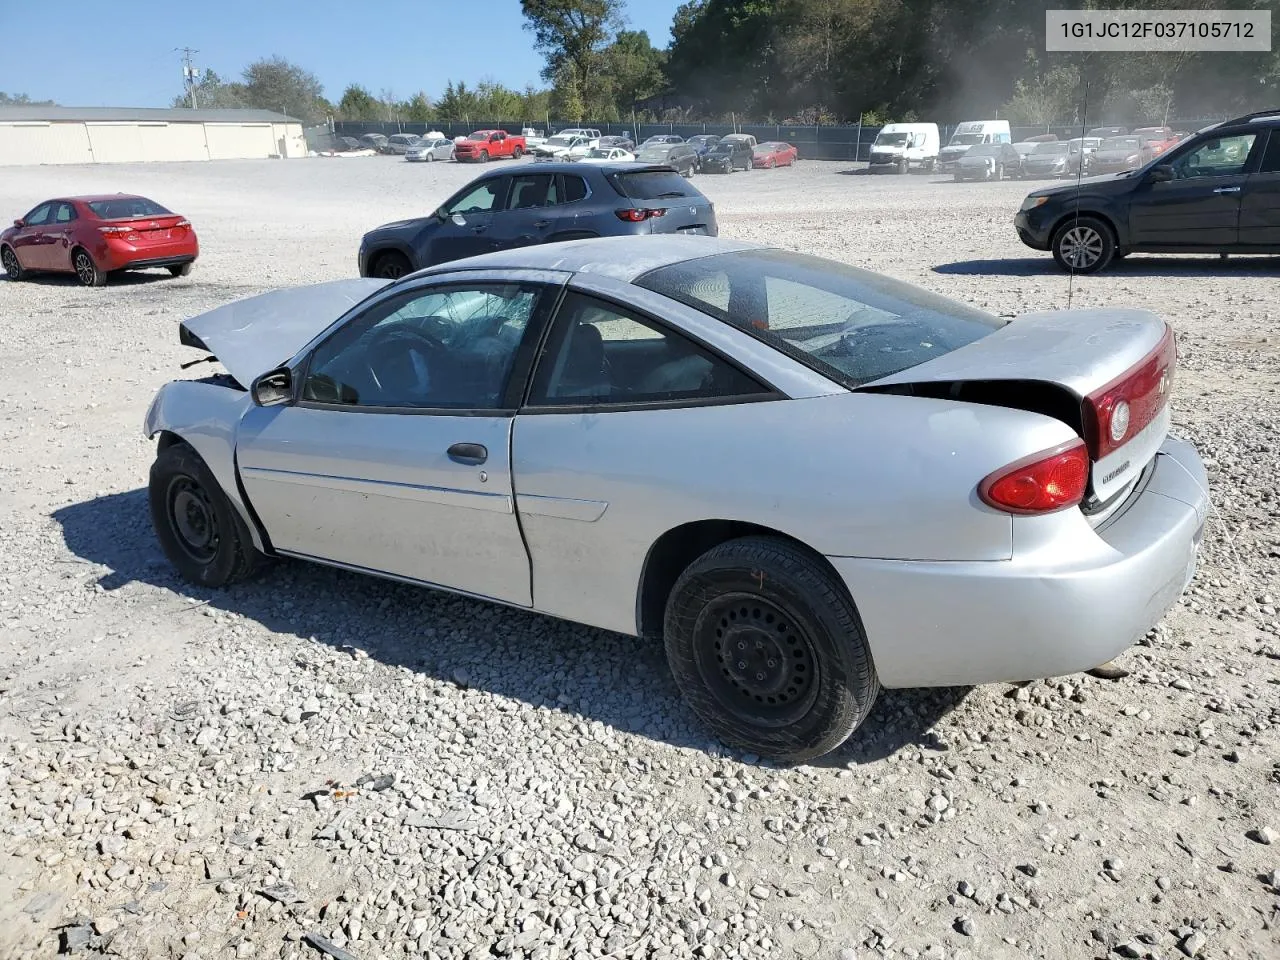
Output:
149,442,265,587
512,146,523,160
897,156,908,175
993,163,1004,181
73,249,106,287
664,536,880,763
1052,216,1116,273
371,250,412,280
168,263,193,278
1,245,22,281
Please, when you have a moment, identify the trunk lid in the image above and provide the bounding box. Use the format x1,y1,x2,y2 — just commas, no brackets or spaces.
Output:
179,278,391,388
102,214,190,245
864,308,1173,507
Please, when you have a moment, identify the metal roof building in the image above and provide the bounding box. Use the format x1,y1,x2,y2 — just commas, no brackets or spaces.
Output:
0,106,306,166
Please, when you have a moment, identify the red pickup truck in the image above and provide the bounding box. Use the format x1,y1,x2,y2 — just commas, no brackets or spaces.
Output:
453,130,526,163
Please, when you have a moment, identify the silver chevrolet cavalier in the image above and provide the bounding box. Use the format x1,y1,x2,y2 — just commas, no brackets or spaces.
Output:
145,236,1208,762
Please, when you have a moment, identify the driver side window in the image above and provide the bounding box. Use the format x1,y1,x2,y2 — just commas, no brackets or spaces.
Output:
1170,133,1257,179
446,179,504,216
301,283,544,410
24,203,53,226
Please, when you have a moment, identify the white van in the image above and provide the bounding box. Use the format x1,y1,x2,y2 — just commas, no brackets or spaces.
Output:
937,120,1012,172
867,122,940,172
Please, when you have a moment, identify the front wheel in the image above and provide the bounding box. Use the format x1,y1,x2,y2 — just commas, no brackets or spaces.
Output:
478,150,489,163
1051,216,1116,273
1,245,23,281
993,163,1004,181
149,442,265,587
370,250,412,279
664,536,880,763
73,249,106,287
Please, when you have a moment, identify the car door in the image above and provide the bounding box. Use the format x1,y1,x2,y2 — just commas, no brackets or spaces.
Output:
45,202,78,272
235,278,560,605
487,173,562,251
11,202,54,270
510,289,780,633
426,176,510,265
1240,129,1280,248
1127,130,1261,247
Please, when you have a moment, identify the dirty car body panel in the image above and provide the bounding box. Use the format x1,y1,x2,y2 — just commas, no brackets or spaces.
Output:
147,235,1208,694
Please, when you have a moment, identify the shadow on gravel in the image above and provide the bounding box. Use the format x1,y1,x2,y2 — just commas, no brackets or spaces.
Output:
935,256,1280,277
6,271,180,288
53,488,968,766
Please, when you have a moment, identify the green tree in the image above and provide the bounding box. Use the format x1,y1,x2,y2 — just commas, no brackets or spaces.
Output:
436,81,481,121
169,69,245,110
601,30,666,113
338,84,382,120
400,91,434,121
521,0,622,103
240,56,330,123
0,92,56,106
1002,62,1083,125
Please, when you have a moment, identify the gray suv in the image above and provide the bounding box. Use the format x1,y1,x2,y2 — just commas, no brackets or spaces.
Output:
358,162,718,278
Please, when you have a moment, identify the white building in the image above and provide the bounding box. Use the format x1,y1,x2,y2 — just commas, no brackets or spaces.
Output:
0,106,306,166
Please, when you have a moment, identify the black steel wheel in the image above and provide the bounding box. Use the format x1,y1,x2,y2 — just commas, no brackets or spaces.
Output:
1,245,22,281
73,249,106,287
664,536,879,762
371,251,412,279
1051,216,1116,273
149,441,265,587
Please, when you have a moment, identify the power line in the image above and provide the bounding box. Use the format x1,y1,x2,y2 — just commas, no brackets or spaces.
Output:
176,47,200,109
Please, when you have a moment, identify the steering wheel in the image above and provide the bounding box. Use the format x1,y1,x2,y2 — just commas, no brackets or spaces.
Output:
362,326,445,403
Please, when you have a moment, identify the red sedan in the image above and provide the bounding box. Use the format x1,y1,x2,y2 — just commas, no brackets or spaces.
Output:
1,194,198,287
752,142,799,168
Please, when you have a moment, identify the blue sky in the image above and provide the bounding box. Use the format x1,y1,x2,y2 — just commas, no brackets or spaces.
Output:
0,0,684,108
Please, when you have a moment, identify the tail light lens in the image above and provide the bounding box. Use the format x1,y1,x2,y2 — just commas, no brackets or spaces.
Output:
615,208,666,222
98,225,132,234
1083,324,1175,460
176,219,191,228
979,440,1090,515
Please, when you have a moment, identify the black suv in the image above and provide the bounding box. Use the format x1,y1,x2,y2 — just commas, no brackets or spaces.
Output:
358,163,717,278
1015,108,1280,272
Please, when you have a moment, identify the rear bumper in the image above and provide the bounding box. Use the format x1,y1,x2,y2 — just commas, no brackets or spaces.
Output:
831,436,1208,688
101,236,199,271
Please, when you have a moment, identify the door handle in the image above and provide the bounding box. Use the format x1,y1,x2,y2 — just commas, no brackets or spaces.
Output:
533,219,552,227
472,225,488,233
1213,186,1241,194
447,442,488,465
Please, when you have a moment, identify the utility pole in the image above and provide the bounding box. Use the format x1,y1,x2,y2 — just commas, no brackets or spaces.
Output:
176,47,200,109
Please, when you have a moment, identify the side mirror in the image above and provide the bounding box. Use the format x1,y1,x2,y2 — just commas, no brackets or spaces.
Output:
12,219,23,228
435,206,448,221
252,367,293,406
1148,164,1174,183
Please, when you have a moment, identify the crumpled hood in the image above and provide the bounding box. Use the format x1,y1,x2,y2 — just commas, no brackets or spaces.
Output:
179,278,390,387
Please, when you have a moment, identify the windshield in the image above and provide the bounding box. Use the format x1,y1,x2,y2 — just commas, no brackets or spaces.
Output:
965,144,1000,157
636,147,670,161
1034,142,1069,155
546,136,575,147
874,132,910,146
949,133,985,146
635,250,1003,387
585,148,613,158
467,133,491,141
88,197,173,219
609,169,696,200
1102,137,1141,151
708,144,732,154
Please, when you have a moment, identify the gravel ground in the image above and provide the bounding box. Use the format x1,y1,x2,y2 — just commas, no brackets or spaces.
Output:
1,156,1279,960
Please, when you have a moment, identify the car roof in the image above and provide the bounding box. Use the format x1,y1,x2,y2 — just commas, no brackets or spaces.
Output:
49,194,149,204
466,161,675,179
413,235,759,284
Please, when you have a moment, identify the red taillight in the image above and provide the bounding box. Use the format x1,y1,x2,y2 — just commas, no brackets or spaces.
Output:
1083,324,1176,460
176,219,190,228
615,208,666,222
980,440,1090,515
98,225,131,234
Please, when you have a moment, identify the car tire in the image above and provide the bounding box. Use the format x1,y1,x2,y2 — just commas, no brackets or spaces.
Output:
512,147,523,160
168,263,193,278
370,250,412,280
664,535,880,763
897,157,908,175
478,150,489,163
1051,216,1116,273
1,245,23,281
149,441,265,588
72,248,106,287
